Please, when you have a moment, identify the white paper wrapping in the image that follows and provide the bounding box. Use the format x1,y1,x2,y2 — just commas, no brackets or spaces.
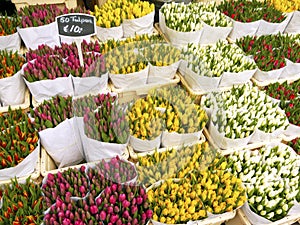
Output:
109,65,149,89
60,36,91,45
129,134,161,152
249,127,285,144
256,13,293,36
82,133,128,162
164,25,202,48
0,70,25,106
283,123,300,140
148,61,180,83
280,59,300,79
159,10,167,34
39,118,84,168
199,22,232,45
253,67,285,82
96,25,123,41
17,22,60,50
161,130,202,148
72,73,109,96
219,69,257,87
0,143,39,181
285,11,300,34
229,19,260,41
0,32,21,51
208,120,253,149
24,75,74,103
182,66,221,93
122,11,155,38
242,201,300,225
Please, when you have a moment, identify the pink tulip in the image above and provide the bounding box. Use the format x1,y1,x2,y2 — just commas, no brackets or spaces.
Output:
122,200,130,208
109,195,117,204
100,211,107,221
136,196,143,205
118,193,126,202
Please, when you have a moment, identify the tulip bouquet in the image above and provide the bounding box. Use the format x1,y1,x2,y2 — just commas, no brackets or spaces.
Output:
263,80,300,102
137,142,215,187
96,182,152,225
205,84,289,142
236,34,300,77
73,93,117,117
141,43,181,67
280,99,300,126
0,177,45,224
0,110,39,169
127,98,163,141
148,178,208,223
106,48,148,75
185,169,247,214
288,138,300,155
93,0,154,28
83,96,128,144
270,0,299,12
93,156,137,184
44,193,100,225
181,41,257,77
30,95,73,131
148,86,208,134
87,156,137,198
42,165,89,208
17,4,62,28
0,50,25,79
0,107,28,130
23,55,71,82
227,144,300,221
218,0,286,23
0,15,20,36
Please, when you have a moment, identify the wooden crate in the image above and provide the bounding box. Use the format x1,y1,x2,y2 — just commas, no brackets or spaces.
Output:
0,88,30,113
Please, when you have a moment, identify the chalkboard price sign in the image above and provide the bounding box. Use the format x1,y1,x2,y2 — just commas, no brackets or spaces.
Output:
56,13,96,37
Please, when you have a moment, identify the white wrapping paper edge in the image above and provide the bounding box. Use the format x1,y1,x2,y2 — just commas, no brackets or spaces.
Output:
283,123,300,140
24,75,74,103
129,134,161,152
96,25,123,41
285,11,300,34
17,22,60,50
242,201,300,225
72,72,109,97
249,126,286,144
228,18,260,41
280,59,300,79
122,11,155,38
109,65,149,89
148,60,180,83
199,22,232,45
0,70,25,106
208,120,253,149
253,67,285,82
0,32,21,51
39,118,84,168
256,13,293,36
0,142,39,181
161,130,203,148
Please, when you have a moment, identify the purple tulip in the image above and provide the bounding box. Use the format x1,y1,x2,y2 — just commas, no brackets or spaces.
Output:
118,193,126,202
122,200,130,209
100,211,107,221
109,195,117,204
90,205,98,215
136,196,143,205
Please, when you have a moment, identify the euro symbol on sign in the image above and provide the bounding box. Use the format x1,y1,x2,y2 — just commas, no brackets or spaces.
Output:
63,25,69,33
